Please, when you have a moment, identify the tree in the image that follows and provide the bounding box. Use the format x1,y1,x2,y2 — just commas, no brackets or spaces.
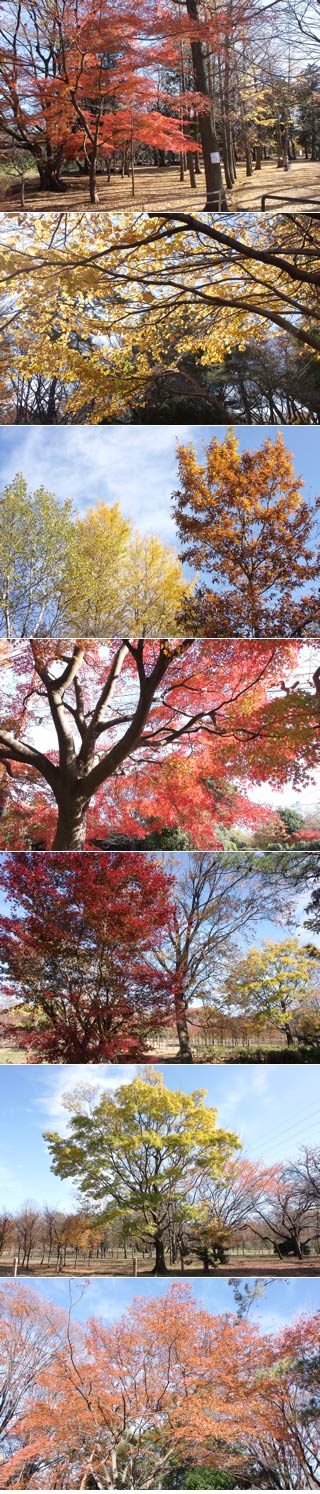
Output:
63,503,191,635
0,1281,319,1489
0,851,174,1062
0,473,74,637
224,938,320,1046
286,1146,320,1213
44,1069,241,1274
0,478,190,638
296,66,320,160
173,430,320,637
0,1280,66,1458
252,1167,317,1262
179,1157,277,1271
154,852,290,1061
1,636,316,851
1,212,320,425
0,0,202,202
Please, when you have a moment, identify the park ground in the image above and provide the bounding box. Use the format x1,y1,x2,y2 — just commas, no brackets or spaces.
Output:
0,160,320,213
0,1041,319,1065
0,1253,318,1276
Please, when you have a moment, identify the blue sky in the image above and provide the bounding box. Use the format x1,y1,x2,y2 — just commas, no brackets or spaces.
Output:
7,1273,320,1335
0,851,318,955
0,425,318,555
0,1063,319,1215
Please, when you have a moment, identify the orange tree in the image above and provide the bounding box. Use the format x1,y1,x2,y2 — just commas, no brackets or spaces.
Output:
173,429,320,637
0,1281,319,1488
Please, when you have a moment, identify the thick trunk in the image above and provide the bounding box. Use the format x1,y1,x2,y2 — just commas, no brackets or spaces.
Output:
153,1234,167,1275
52,798,88,850
185,0,227,209
36,149,64,191
174,988,193,1062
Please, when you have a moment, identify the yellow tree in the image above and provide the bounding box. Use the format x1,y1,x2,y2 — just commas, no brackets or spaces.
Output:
0,211,319,424
0,480,191,637
224,937,320,1046
63,502,191,634
173,429,320,637
44,1068,240,1274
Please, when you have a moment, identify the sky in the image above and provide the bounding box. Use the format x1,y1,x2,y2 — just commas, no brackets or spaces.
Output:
0,852,319,959
0,1062,319,1215
6,1272,320,1335
0,425,319,556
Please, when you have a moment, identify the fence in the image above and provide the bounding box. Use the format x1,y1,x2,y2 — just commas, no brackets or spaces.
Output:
261,194,320,210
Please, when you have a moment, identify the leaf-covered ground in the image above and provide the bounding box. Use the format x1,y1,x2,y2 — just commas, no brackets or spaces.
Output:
1,161,319,213
0,1248,318,1275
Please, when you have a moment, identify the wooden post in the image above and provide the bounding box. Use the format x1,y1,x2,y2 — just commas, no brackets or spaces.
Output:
13,1256,18,1277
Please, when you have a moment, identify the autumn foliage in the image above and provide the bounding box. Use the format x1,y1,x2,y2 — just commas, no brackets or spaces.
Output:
0,474,190,638
0,1144,319,1274
174,430,320,637
0,0,208,203
0,637,319,851
0,0,318,213
1,435,318,638
1,849,318,1065
0,1281,319,1488
0,852,174,1061
0,211,319,425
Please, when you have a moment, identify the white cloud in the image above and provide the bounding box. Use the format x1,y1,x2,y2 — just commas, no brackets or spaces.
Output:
36,1063,138,1125
0,425,194,547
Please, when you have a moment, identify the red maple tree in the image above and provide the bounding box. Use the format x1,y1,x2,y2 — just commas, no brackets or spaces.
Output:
0,637,318,850
0,850,174,1061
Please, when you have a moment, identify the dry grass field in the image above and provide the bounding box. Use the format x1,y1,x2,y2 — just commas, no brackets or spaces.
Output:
0,160,319,213
0,1250,319,1277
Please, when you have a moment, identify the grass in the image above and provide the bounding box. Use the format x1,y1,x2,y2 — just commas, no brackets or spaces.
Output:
0,1044,26,1064
198,1045,320,1064
0,1042,318,1066
1,160,319,212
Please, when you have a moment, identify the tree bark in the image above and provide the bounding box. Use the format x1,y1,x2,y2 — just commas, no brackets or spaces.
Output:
52,798,89,850
184,0,227,209
174,988,193,1061
153,1233,167,1274
89,152,99,205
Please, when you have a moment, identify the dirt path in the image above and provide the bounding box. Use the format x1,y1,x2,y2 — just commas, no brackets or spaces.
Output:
1,161,319,214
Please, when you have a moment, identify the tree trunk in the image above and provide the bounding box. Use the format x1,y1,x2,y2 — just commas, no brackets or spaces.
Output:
187,150,197,189
174,991,193,1062
52,798,89,850
185,0,227,209
89,152,99,204
245,141,253,176
153,1234,167,1275
36,153,64,191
